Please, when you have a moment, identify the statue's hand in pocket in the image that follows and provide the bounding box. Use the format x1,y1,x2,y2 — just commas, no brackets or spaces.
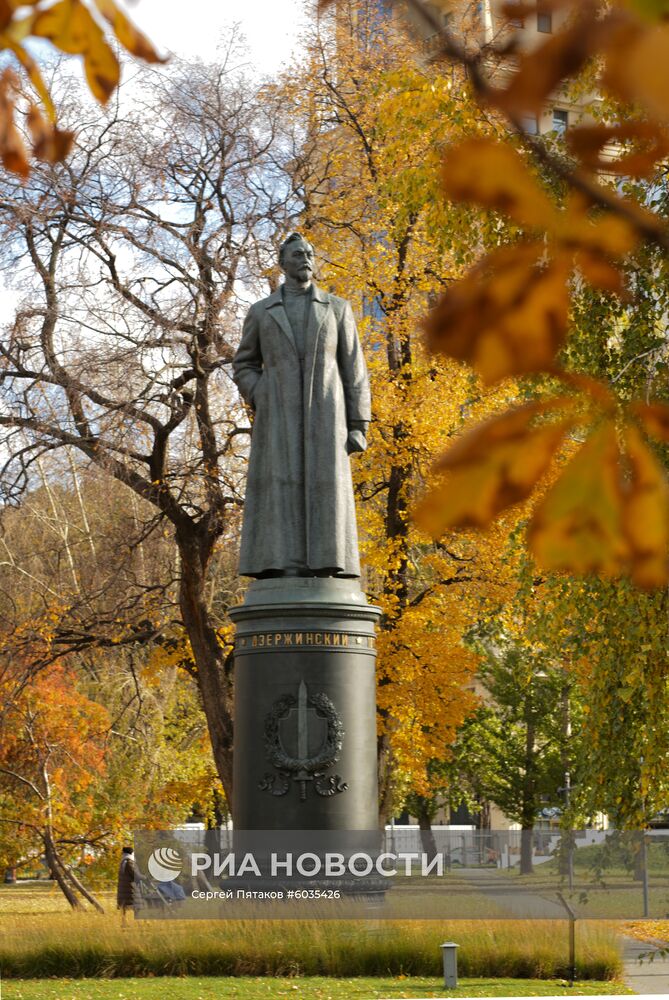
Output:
250,374,264,409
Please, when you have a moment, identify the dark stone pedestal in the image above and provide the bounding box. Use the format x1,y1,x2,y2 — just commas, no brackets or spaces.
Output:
230,578,381,831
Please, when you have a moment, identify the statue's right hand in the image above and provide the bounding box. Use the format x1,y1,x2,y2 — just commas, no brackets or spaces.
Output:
346,429,367,455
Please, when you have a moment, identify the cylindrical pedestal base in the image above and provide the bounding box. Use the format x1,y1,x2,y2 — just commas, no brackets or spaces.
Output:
230,578,381,831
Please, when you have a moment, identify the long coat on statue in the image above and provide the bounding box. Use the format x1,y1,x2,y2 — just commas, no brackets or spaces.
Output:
233,283,371,577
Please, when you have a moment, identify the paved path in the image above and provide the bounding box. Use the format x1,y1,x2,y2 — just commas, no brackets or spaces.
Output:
623,934,669,994
456,867,567,918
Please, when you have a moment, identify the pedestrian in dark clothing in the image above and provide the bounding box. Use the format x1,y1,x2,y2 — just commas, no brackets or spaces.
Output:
116,846,135,926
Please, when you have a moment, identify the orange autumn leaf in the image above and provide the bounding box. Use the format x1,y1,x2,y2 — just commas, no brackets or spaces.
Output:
442,141,638,260
559,194,637,292
27,103,74,163
32,0,119,104
0,1,165,174
0,68,28,177
603,19,669,124
567,121,669,178
414,399,575,535
623,425,669,588
631,400,669,442
528,421,629,576
431,150,637,381
560,198,638,259
0,0,41,32
5,37,57,120
575,250,626,294
442,137,557,229
424,242,570,384
92,0,164,64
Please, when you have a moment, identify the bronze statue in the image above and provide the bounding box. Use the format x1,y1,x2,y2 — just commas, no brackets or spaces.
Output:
233,234,370,578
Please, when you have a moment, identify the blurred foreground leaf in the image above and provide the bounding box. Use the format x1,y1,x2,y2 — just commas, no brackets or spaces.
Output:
0,0,164,176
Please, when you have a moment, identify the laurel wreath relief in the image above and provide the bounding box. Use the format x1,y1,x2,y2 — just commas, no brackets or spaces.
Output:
259,689,348,800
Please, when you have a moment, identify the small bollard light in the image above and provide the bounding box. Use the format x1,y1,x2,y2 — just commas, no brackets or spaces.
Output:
440,941,459,988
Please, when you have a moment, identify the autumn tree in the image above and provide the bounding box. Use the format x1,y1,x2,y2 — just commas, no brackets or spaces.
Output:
81,644,227,843
520,193,669,826
512,568,669,829
0,457,178,661
0,43,295,805
0,649,221,906
398,0,669,588
404,0,669,826
0,662,110,909
0,422,235,847
295,0,669,833
275,1,523,818
461,629,579,872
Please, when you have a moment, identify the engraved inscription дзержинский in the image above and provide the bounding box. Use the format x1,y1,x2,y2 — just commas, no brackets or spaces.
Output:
235,631,376,651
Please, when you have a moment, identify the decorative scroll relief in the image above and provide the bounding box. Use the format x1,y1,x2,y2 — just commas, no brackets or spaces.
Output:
259,679,347,802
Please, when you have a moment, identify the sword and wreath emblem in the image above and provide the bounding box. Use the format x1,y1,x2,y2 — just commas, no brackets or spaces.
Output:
259,679,348,801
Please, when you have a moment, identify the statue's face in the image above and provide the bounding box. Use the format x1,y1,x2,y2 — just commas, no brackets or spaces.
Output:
281,239,314,283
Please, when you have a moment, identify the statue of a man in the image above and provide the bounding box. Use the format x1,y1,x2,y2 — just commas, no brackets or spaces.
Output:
233,233,371,578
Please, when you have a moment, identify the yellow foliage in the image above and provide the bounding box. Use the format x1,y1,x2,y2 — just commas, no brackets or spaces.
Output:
603,19,669,123
424,242,572,384
442,138,556,229
276,12,523,796
622,425,669,588
529,422,629,577
415,400,576,534
411,1,669,590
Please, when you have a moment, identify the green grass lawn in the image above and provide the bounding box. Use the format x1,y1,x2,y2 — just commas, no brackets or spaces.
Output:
452,866,669,919
490,839,669,883
0,976,634,998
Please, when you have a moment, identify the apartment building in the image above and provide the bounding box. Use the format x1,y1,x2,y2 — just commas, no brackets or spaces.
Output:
413,0,588,136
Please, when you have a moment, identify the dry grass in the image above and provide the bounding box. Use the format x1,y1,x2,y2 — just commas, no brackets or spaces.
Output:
0,907,623,980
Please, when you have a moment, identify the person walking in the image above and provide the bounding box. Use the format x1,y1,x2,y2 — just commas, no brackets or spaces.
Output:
116,846,136,926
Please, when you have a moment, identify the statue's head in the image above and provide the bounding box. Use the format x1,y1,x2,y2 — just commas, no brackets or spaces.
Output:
279,232,315,284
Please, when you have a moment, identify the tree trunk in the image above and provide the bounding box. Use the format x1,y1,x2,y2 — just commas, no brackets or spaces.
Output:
633,831,646,881
43,831,81,910
416,800,438,862
60,861,105,913
520,827,534,876
377,732,394,827
376,435,412,821
520,714,536,875
177,526,234,806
